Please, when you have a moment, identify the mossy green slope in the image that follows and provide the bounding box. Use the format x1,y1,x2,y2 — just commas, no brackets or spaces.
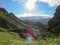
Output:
0,11,28,31
0,9,29,45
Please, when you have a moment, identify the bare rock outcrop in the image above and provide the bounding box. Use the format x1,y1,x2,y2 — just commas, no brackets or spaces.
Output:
48,5,60,35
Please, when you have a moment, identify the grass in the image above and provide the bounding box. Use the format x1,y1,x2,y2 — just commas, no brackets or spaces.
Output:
0,11,27,29
0,32,25,45
0,31,60,45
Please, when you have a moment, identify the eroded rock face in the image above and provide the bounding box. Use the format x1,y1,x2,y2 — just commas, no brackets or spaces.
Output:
48,5,60,35
0,8,7,13
48,5,60,29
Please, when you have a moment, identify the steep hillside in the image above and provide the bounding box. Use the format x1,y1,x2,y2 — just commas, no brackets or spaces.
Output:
48,5,60,36
0,8,30,31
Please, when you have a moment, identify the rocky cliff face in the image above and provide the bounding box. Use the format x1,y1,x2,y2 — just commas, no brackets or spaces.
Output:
48,5,60,35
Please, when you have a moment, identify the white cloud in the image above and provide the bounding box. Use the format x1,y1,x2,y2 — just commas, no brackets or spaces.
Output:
15,13,39,17
38,0,60,7
12,0,57,18
25,0,37,11
15,12,53,18
12,0,27,3
12,0,60,7
12,0,37,11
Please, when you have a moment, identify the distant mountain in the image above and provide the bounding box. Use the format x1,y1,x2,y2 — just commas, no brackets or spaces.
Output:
19,16,51,25
23,20,48,29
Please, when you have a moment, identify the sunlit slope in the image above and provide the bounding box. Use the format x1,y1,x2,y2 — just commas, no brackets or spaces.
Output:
0,32,60,45
0,11,29,31
0,32,26,45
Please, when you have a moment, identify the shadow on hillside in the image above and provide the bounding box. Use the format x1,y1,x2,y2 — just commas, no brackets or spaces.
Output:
10,29,26,39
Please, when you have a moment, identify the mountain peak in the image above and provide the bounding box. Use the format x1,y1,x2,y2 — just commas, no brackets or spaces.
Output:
58,5,60,9
0,7,7,13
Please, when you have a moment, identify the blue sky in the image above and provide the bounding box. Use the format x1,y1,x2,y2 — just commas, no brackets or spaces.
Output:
0,0,24,14
0,0,59,18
